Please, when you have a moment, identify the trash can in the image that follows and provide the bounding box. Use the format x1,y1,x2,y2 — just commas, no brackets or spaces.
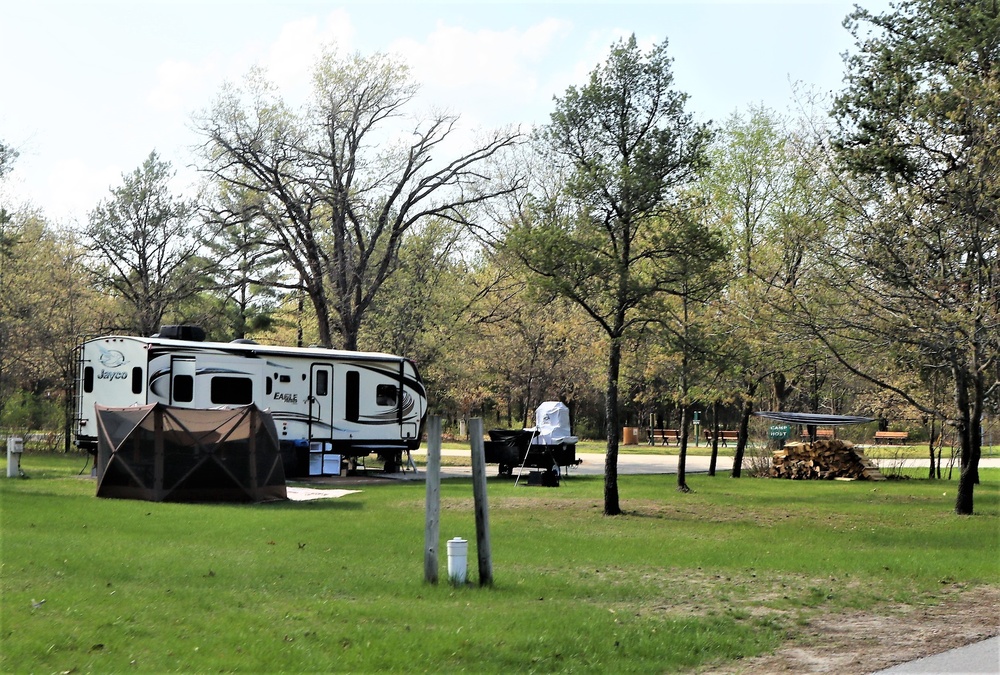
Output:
622,427,638,445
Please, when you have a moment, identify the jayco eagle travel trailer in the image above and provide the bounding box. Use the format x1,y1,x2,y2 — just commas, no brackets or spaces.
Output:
74,327,427,475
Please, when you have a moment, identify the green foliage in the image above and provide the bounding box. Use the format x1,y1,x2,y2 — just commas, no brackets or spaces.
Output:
834,0,999,182
520,34,715,341
0,212,104,413
0,139,17,179
196,194,289,341
85,151,205,336
1,456,997,673
828,0,1000,513
0,390,63,430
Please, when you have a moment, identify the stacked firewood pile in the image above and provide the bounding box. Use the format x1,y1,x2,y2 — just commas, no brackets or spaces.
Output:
771,440,885,481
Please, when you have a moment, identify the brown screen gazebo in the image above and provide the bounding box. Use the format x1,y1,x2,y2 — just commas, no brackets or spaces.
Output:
95,403,286,503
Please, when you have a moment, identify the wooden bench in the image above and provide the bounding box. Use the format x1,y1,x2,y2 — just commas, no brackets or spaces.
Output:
704,430,739,446
648,429,680,446
874,431,909,445
801,429,835,441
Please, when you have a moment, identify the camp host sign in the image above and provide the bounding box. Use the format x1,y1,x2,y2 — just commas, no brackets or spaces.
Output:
768,424,792,440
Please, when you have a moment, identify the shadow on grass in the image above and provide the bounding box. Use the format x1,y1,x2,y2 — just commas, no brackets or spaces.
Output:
264,498,364,511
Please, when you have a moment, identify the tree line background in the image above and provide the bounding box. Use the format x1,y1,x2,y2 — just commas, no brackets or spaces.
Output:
1,0,996,513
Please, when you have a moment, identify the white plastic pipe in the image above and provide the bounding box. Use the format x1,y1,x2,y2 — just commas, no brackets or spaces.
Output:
446,537,468,585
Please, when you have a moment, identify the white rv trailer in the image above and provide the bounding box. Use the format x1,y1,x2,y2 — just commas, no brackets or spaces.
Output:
74,327,427,475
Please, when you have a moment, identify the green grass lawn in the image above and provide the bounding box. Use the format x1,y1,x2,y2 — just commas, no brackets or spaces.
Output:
2,453,997,673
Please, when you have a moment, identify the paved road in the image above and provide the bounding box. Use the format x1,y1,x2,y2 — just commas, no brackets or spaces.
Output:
409,448,1000,479
403,450,733,479
872,636,999,674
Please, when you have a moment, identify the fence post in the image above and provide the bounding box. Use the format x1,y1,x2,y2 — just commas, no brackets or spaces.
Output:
469,418,493,586
424,416,441,584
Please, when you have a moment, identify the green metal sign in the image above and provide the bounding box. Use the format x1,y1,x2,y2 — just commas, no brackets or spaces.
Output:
768,424,791,439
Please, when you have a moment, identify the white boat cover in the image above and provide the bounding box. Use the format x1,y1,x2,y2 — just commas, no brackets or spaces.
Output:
533,401,578,445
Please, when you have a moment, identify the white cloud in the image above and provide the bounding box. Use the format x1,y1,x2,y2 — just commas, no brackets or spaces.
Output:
393,18,569,89
41,158,122,225
389,18,573,125
145,9,356,116
147,57,221,112
264,10,356,97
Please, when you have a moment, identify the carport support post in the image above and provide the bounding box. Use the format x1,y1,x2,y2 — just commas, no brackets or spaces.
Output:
424,415,442,584
469,418,493,586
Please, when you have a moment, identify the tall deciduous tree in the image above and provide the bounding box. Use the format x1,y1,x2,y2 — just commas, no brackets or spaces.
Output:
85,151,205,336
196,51,521,351
826,0,999,514
704,106,835,475
510,35,712,515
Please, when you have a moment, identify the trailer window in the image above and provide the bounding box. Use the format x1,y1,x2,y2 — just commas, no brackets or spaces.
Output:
315,369,329,397
346,370,359,422
84,366,94,393
132,367,143,394
211,376,253,405
376,384,398,407
266,377,272,396
173,375,194,403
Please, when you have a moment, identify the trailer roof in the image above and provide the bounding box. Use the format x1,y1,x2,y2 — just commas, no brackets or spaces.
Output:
89,335,410,362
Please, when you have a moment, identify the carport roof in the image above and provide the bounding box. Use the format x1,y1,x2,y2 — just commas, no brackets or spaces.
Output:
754,411,875,426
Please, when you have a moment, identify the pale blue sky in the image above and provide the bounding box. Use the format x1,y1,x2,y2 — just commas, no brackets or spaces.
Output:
1,1,887,224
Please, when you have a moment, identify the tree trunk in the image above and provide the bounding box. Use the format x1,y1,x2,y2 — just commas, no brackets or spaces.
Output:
677,404,690,492
301,273,335,349
771,372,788,410
927,417,938,480
677,293,691,493
708,400,720,477
730,395,754,478
603,337,622,516
952,364,983,515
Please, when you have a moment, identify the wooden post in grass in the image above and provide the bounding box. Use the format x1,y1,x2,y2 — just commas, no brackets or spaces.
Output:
424,415,441,584
469,418,493,586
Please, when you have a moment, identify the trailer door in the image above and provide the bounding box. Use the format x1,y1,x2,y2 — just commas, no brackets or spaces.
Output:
170,357,196,406
309,364,335,440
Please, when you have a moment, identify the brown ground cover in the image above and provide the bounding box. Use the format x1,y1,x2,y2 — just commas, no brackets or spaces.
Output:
700,584,999,674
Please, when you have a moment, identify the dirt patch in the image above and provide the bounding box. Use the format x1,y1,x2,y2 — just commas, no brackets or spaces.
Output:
698,584,1000,674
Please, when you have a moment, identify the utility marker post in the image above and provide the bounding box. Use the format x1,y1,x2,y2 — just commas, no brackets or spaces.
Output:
424,415,441,584
469,418,493,586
